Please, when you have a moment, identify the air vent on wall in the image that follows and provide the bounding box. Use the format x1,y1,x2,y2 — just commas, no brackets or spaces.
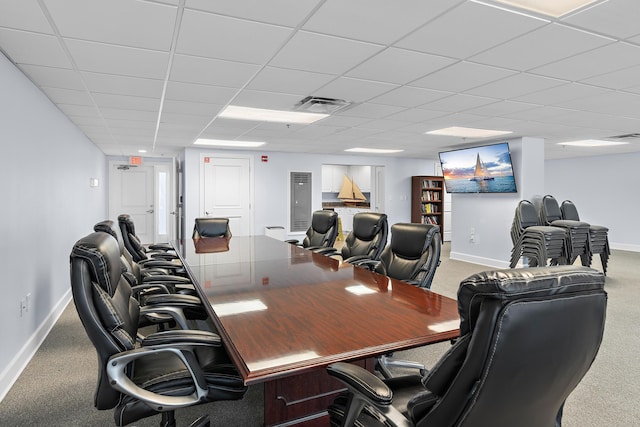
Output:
294,96,353,115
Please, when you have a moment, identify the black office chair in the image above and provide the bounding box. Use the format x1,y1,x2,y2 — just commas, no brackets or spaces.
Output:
326,265,607,427
319,212,388,264
118,213,178,263
561,199,610,274
286,210,339,251
354,223,442,379
192,217,232,239
70,232,247,427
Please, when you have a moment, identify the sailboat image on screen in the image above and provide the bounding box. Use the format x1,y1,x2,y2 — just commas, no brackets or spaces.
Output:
470,153,495,181
338,175,367,206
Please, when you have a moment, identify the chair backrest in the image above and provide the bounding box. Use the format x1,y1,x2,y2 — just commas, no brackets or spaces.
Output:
540,194,563,224
377,223,441,288
70,231,140,410
118,213,147,262
303,210,339,248
411,266,607,427
341,212,388,261
193,217,231,239
561,200,581,221
94,219,141,282
517,200,539,228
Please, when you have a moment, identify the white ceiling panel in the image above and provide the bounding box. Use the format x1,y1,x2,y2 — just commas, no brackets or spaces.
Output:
470,23,613,71
169,54,260,86
3,0,640,159
269,31,383,75
303,0,459,45
346,48,456,85
176,9,292,63
65,39,169,79
396,1,546,59
313,77,397,103
0,29,71,68
44,0,177,50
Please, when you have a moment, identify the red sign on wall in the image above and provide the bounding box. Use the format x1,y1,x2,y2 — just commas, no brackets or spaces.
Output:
129,156,143,166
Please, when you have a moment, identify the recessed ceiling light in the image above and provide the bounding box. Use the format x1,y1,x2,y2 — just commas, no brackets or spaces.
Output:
137,149,147,153
426,126,512,138
557,139,629,147
219,105,328,124
491,0,600,18
345,148,405,154
194,139,265,148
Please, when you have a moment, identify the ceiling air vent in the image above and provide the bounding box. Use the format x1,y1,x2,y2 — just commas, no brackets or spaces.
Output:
607,133,640,140
294,96,353,114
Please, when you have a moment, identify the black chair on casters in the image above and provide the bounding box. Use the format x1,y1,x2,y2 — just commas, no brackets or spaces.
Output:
118,213,178,263
70,232,247,427
285,209,339,250
326,266,607,427
318,212,388,263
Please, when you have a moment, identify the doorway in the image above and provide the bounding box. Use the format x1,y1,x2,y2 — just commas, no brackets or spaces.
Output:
108,159,176,245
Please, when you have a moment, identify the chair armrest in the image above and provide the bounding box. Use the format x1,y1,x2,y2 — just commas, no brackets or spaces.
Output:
343,255,372,264
315,247,338,256
139,300,201,330
138,259,183,270
106,333,219,411
141,274,192,284
149,252,179,260
351,258,380,270
143,293,202,307
327,362,412,427
284,239,299,245
148,243,173,251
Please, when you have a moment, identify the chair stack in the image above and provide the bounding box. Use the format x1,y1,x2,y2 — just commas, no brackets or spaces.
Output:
540,195,591,266
510,200,567,268
561,200,610,275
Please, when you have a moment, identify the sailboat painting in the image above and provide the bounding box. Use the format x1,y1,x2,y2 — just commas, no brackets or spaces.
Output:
337,175,367,205
438,142,517,193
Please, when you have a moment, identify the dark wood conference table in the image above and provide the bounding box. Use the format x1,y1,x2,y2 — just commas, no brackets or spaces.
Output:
174,235,460,426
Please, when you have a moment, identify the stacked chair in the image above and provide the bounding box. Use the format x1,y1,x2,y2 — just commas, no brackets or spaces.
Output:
510,200,567,267
561,200,611,274
70,231,247,427
540,195,591,266
325,266,607,427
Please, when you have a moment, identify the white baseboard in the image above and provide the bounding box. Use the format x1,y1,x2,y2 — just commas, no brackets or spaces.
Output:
449,251,510,269
610,242,640,252
0,290,72,402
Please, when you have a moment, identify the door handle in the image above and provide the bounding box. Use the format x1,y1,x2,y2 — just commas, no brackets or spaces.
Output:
146,209,154,213
170,211,176,215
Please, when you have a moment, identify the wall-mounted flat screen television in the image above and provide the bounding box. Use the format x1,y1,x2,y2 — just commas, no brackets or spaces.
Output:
438,142,517,193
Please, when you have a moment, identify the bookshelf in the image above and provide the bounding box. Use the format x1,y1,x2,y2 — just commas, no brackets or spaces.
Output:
411,176,444,242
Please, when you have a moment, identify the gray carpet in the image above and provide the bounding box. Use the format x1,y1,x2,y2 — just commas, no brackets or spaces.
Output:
0,243,638,426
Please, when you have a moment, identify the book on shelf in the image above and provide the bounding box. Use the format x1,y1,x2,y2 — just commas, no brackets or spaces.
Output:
421,216,439,225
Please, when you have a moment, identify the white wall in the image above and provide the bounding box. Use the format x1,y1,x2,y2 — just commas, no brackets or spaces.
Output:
183,147,438,240
0,53,107,399
450,138,545,268
545,152,640,252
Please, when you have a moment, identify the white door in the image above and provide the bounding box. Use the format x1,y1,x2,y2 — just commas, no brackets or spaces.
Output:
201,155,253,236
109,161,176,245
109,163,154,244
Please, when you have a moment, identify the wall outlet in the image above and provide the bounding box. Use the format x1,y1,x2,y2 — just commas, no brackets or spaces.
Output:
469,227,476,243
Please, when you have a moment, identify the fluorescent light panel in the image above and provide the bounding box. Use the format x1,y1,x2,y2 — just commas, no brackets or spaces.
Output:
492,0,599,17
194,139,265,148
557,139,629,147
345,148,404,154
426,126,512,138
219,105,328,124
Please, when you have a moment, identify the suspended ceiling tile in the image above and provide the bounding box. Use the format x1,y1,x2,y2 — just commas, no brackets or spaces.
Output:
581,64,640,90
0,1,52,33
0,29,71,68
470,23,613,71
40,86,94,105
513,82,609,105
19,64,85,90
65,39,169,79
422,93,498,113
231,89,302,110
463,100,539,117
161,99,222,117
184,0,321,27
336,102,405,119
81,71,164,98
346,47,456,85
170,54,260,87
562,0,640,40
98,107,157,121
247,66,335,95
164,81,238,104
396,1,546,59
370,86,451,108
466,73,566,99
411,61,517,93
92,93,160,111
44,0,177,51
385,108,449,123
269,31,383,75
176,9,293,64
314,76,397,103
